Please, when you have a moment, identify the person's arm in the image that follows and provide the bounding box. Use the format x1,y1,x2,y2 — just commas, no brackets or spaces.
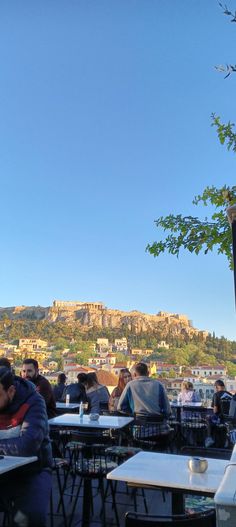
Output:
159,384,171,417
37,378,54,405
212,393,219,414
117,385,133,414
0,393,49,457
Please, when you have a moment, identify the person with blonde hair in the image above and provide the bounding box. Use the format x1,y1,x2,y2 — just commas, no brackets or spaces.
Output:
109,368,132,413
177,381,200,404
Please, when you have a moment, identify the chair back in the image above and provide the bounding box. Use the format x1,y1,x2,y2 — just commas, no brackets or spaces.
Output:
181,445,232,459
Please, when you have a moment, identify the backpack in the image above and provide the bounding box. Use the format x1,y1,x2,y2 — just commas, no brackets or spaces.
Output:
229,394,236,419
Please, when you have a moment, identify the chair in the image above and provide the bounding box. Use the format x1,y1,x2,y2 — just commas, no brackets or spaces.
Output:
181,446,232,459
125,509,216,526
68,443,119,527
180,407,209,447
131,414,174,452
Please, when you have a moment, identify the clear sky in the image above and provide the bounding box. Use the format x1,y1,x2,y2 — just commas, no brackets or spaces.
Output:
0,0,236,340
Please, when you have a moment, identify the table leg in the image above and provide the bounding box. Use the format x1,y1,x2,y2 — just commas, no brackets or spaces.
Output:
82,478,92,527
172,492,184,514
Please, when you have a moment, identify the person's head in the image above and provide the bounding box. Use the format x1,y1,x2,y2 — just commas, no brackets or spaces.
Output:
0,358,11,369
0,367,16,410
86,372,98,389
132,362,149,378
182,381,194,392
77,373,87,385
21,359,39,381
118,369,132,392
214,379,225,392
58,373,66,384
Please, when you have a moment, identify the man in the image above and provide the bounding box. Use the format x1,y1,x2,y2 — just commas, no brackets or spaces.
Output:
62,372,88,404
21,359,56,418
53,372,67,402
0,366,52,526
117,362,171,433
205,379,232,447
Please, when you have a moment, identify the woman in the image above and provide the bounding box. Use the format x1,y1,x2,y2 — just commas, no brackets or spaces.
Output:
109,368,132,413
177,381,200,404
85,372,110,414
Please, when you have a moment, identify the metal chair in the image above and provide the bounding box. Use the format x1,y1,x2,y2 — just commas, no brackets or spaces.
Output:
131,414,174,452
125,509,216,526
180,446,232,459
68,443,119,527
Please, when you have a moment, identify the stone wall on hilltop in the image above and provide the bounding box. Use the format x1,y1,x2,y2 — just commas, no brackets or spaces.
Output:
0,301,208,338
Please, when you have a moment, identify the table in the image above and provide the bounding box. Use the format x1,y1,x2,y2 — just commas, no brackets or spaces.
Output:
56,402,80,412
0,456,38,475
107,450,228,514
49,414,133,526
49,414,133,430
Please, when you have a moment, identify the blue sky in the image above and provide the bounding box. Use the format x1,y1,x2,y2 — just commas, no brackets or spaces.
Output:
0,0,236,340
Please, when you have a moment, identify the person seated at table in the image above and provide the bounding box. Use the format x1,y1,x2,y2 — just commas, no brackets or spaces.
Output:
177,381,201,405
0,366,53,527
109,368,132,413
21,358,57,419
117,362,171,434
85,372,109,414
53,372,67,402
62,372,88,405
205,379,232,447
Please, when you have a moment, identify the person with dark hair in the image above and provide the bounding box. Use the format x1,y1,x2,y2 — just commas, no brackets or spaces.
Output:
117,362,171,426
0,357,11,369
205,379,232,447
21,358,56,418
85,372,109,414
0,366,52,526
53,373,67,402
62,372,88,404
109,368,132,413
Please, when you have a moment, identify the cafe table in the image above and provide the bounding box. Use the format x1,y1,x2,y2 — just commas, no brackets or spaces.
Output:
49,413,133,430
0,455,38,475
56,402,80,413
107,450,228,514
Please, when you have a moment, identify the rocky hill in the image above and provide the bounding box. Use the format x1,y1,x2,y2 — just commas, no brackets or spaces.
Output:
0,300,209,339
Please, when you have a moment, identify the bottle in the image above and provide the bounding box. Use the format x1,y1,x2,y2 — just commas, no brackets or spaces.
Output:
66,394,70,406
79,401,84,419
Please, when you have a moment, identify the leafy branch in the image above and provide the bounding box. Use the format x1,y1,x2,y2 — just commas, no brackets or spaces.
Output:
146,186,236,269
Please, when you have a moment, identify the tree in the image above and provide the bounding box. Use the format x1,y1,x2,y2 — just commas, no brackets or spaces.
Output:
147,4,236,270
146,185,236,270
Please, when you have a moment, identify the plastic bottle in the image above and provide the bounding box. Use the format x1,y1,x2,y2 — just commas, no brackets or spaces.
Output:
79,401,84,419
66,394,70,406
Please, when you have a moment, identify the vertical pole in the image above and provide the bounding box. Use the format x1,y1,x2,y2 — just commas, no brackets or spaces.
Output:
232,219,236,308
227,205,236,309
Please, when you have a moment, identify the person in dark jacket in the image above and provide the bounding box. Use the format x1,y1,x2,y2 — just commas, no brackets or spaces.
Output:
62,373,88,404
21,358,57,418
53,372,67,402
0,366,53,526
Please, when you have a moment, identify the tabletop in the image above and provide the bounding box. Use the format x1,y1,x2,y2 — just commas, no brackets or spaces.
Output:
56,402,80,409
107,450,228,496
0,456,38,475
49,413,134,429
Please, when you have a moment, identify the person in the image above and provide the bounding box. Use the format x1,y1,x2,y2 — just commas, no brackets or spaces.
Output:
62,372,88,404
108,368,132,413
205,379,232,447
85,372,109,414
0,366,53,526
0,357,11,369
177,381,201,404
117,362,171,434
53,372,67,402
21,358,57,419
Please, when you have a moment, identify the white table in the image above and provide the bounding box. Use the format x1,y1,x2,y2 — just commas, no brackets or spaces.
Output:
49,414,133,429
0,456,38,475
107,450,228,513
56,402,80,410
214,444,236,524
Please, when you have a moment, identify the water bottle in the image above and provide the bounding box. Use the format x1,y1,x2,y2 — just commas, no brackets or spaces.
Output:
66,394,70,406
79,401,84,419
